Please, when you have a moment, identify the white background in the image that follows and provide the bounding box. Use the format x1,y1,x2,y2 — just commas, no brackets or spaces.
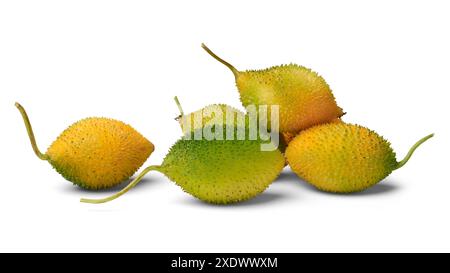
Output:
0,0,448,252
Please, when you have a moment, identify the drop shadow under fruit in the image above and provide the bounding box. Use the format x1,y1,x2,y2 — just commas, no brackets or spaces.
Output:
177,192,288,208
289,176,399,196
275,170,301,182
347,182,399,196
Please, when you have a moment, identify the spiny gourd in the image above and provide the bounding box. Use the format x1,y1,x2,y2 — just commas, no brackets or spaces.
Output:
16,103,154,189
173,96,246,133
285,122,433,193
201,43,344,133
81,125,285,204
174,96,287,155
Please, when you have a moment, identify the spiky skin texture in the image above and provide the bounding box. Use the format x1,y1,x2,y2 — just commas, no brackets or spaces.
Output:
46,118,154,189
159,129,284,204
286,123,398,193
178,104,246,132
236,64,344,133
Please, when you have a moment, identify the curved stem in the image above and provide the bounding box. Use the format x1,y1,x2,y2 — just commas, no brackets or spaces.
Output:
80,165,161,204
15,102,49,161
174,96,184,117
394,133,434,170
201,43,239,78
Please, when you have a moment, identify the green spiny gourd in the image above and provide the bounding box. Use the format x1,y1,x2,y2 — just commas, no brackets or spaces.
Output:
201,43,344,134
285,122,433,193
16,103,154,189
81,124,285,204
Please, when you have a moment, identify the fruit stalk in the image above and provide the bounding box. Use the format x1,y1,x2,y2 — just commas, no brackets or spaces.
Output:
174,96,184,117
201,43,239,78
15,102,50,161
80,165,161,204
394,133,434,170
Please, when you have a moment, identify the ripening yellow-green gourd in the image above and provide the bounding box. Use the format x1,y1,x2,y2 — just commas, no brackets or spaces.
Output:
286,122,433,193
201,43,344,134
